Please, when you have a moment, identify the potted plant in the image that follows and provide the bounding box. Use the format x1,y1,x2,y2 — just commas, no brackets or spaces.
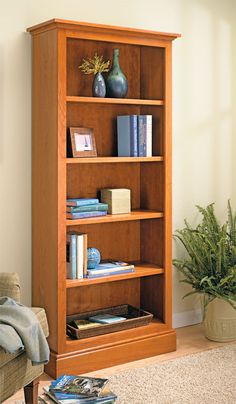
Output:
79,54,110,98
173,202,236,341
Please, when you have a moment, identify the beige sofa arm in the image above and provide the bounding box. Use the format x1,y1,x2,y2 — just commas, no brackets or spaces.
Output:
0,272,20,302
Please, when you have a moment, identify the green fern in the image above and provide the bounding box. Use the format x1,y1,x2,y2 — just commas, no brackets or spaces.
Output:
173,202,236,311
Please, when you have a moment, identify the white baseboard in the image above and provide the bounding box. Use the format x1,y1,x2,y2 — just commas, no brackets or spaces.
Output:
173,309,203,328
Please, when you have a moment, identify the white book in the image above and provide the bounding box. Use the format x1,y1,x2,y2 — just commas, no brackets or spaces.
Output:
76,234,84,279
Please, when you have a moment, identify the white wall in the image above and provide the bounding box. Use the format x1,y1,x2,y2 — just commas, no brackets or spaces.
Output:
0,0,235,326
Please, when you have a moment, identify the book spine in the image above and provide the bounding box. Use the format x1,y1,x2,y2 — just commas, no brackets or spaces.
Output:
138,115,152,157
67,198,99,207
129,115,138,157
83,233,88,278
117,116,131,157
138,115,145,157
67,203,108,213
76,234,84,279
146,115,152,157
86,268,134,278
67,211,107,219
66,234,77,279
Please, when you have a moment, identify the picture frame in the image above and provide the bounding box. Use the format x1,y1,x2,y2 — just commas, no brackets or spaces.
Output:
68,127,97,158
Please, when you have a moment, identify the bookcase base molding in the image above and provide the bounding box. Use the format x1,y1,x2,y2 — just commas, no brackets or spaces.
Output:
46,329,176,378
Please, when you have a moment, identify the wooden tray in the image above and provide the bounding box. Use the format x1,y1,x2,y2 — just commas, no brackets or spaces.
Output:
66,304,153,339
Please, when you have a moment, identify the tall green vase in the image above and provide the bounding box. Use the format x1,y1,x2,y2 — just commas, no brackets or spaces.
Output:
106,49,128,98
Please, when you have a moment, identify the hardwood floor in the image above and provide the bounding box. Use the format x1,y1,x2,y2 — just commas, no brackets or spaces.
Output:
3,324,233,403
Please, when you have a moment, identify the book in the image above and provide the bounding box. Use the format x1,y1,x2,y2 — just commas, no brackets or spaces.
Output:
50,375,108,398
117,115,138,157
76,234,84,279
89,314,126,324
71,319,101,330
67,203,108,213
86,268,135,278
44,385,117,403
67,211,107,219
87,263,135,275
67,198,99,207
138,115,152,157
66,233,77,279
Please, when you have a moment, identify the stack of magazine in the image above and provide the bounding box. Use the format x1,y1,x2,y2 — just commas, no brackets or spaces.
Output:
40,374,117,403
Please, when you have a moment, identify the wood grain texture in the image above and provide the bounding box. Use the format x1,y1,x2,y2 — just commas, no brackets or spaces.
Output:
29,18,179,377
32,29,63,353
66,96,164,105
47,330,176,378
66,264,164,287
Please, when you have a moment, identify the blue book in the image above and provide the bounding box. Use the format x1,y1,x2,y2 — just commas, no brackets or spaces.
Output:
117,115,138,157
67,203,108,213
87,263,134,275
67,211,107,219
66,234,77,279
86,268,135,278
89,314,126,324
67,198,99,207
138,115,152,157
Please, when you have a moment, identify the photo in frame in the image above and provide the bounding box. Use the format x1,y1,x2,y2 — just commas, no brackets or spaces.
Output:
68,127,97,157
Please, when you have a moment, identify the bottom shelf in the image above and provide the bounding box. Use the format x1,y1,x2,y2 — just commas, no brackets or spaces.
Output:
46,320,176,378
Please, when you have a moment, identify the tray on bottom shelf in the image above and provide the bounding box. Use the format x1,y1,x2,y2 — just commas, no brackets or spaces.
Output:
66,304,153,339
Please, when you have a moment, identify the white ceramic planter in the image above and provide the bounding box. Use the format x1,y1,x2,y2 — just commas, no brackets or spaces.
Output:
204,298,236,342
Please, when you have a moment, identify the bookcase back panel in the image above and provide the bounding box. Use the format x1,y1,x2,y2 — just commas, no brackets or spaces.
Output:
68,103,155,157
140,275,164,321
68,221,141,262
140,46,164,100
67,163,141,209
141,219,164,266
66,278,140,315
67,38,140,98
140,162,164,211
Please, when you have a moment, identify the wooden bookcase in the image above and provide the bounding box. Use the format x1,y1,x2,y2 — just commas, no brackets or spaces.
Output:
27,19,180,378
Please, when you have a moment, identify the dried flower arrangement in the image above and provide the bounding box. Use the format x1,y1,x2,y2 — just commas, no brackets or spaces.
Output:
79,54,110,75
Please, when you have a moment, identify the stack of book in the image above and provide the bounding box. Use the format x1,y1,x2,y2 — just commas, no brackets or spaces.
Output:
117,114,152,157
40,374,117,403
67,198,108,220
86,260,135,278
66,232,87,279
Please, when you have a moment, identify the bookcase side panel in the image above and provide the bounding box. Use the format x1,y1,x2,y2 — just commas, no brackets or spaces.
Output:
32,29,65,353
163,42,173,327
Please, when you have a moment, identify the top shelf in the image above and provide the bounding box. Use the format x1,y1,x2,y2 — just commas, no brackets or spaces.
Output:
66,96,164,106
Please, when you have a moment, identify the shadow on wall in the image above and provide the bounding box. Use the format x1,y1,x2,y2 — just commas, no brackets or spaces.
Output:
172,0,235,320
174,0,235,215
0,44,3,163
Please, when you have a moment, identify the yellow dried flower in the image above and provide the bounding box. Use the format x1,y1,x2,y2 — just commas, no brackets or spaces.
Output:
79,54,110,75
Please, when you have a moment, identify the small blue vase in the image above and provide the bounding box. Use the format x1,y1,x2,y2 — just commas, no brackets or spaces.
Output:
92,72,106,97
106,49,128,98
87,247,101,269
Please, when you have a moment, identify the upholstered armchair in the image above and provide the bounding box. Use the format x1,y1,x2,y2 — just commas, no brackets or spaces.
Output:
0,272,49,403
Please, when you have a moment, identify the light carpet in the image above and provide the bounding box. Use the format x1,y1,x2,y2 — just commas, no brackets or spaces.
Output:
108,345,236,404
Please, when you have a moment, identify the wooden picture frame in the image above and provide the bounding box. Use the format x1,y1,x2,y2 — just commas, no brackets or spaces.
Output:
69,127,97,157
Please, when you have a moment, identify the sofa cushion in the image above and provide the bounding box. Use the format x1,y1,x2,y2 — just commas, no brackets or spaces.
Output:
0,273,20,302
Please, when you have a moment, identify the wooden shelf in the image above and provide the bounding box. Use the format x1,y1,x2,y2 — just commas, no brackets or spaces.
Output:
66,156,164,164
66,96,164,106
66,210,164,226
65,318,168,351
66,263,164,288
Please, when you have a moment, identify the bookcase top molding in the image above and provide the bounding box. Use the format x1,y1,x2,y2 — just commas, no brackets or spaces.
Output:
27,18,181,42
